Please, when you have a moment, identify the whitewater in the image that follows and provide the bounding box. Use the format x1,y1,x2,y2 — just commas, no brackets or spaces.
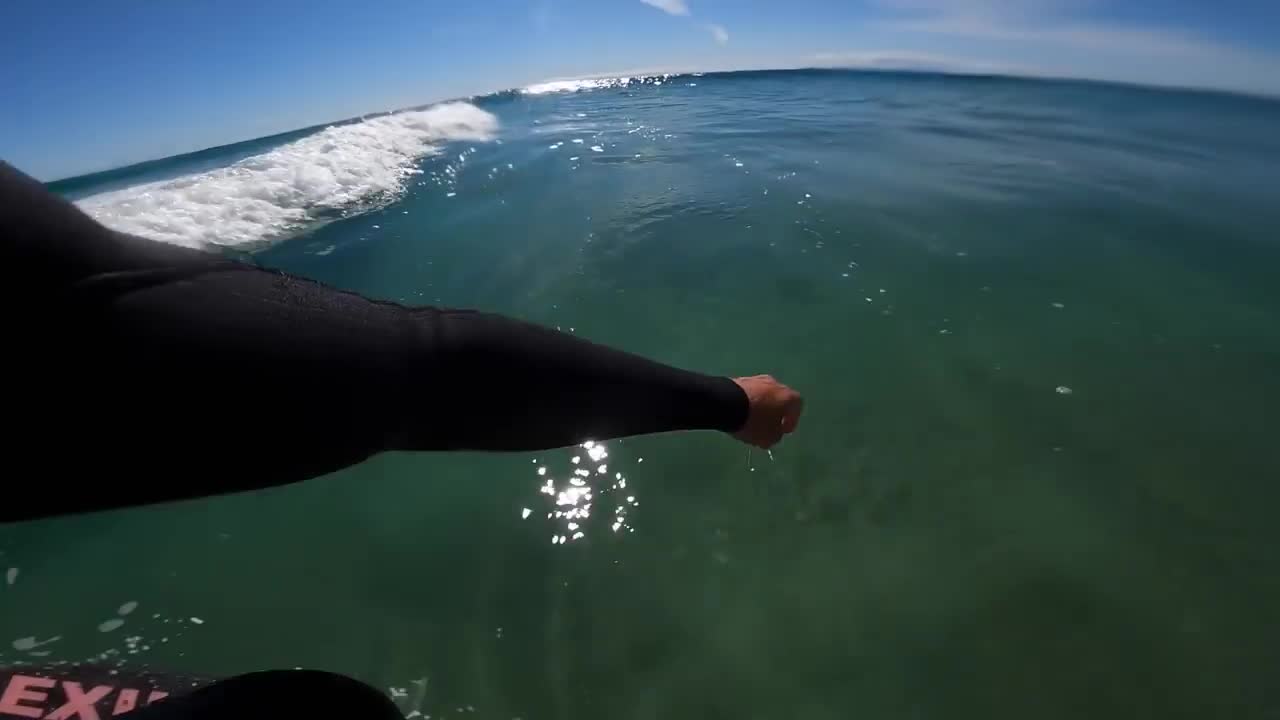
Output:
76,102,498,249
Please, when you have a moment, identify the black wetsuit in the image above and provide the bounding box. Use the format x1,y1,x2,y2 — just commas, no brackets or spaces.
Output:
1,160,747,522
0,160,748,717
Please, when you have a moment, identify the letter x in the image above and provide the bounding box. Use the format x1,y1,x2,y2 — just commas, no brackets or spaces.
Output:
44,682,112,720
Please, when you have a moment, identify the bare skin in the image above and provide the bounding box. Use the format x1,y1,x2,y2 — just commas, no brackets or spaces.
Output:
732,375,804,449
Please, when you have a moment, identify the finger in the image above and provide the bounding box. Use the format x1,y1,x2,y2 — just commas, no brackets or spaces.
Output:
757,428,781,449
783,397,803,433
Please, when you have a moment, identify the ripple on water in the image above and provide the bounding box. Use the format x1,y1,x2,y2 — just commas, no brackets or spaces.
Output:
10,636,56,651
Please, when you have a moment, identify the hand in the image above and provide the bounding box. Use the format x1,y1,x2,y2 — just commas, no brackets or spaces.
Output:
731,375,803,449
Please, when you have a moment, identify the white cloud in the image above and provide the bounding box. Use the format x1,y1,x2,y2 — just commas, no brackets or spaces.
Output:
873,0,1080,18
639,0,689,16
812,50,1036,76
869,0,1280,95
887,16,1224,57
639,0,727,49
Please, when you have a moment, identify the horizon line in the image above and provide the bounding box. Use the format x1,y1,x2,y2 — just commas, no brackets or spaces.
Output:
45,65,1279,185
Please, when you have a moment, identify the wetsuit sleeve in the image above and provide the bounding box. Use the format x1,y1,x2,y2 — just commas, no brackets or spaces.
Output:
0,161,747,521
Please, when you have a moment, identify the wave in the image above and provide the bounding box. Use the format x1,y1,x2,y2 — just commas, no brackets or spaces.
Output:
77,103,499,249
521,74,680,95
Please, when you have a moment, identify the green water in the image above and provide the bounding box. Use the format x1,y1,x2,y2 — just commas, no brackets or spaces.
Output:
8,71,1280,718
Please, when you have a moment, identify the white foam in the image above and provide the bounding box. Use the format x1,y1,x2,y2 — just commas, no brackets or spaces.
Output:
521,74,674,95
12,637,38,651
77,103,499,249
523,78,630,95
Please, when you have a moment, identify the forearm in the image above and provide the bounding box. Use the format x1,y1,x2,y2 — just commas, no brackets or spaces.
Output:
406,308,748,451
10,266,746,520
1,160,748,520
111,269,748,456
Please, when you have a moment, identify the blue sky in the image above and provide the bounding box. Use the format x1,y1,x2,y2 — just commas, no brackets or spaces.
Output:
2,0,1278,180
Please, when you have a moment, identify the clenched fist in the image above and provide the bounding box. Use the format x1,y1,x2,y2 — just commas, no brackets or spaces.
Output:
731,375,803,449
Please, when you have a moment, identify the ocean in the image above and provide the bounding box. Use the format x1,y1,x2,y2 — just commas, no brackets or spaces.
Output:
5,69,1280,718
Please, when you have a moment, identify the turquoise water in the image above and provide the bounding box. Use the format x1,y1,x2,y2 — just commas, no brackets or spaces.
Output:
7,69,1280,718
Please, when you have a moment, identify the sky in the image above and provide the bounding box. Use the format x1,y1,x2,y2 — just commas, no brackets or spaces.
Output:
2,0,1278,180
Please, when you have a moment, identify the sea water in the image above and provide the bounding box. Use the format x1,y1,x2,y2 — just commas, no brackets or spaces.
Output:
5,69,1280,719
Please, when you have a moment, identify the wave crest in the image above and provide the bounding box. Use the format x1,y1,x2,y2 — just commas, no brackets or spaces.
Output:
77,102,499,248
521,75,679,95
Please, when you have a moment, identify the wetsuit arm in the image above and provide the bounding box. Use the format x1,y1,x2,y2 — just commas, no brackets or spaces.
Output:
1,161,746,520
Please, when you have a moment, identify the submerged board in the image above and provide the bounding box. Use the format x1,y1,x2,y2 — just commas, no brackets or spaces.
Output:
0,666,210,718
